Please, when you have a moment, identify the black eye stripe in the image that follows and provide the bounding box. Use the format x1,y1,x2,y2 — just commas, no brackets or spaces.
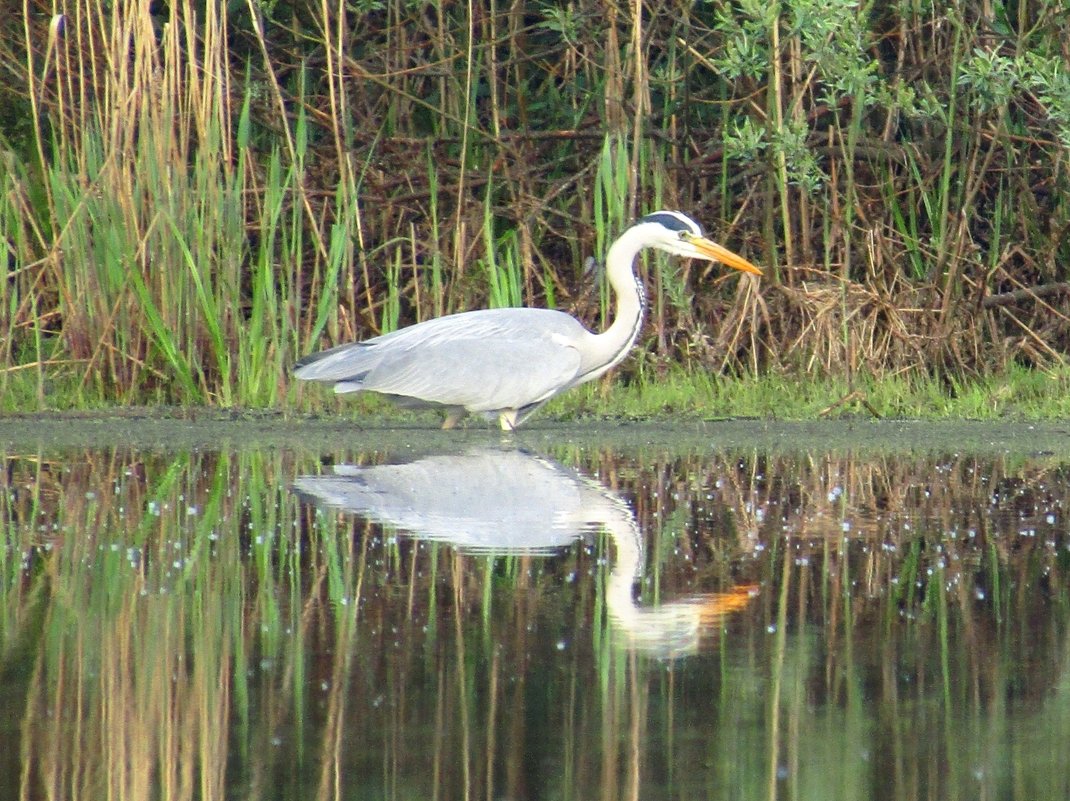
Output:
638,211,703,236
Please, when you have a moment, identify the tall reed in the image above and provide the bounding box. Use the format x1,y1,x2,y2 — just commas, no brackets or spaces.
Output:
2,0,1068,409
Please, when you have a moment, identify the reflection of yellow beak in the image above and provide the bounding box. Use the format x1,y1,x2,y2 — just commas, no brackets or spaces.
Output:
697,583,761,624
690,236,763,276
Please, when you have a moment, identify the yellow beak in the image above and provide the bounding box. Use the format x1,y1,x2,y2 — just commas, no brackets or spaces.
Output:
691,236,763,276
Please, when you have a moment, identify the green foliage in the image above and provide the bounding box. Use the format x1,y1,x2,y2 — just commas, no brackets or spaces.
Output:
479,180,525,309
1,0,1068,410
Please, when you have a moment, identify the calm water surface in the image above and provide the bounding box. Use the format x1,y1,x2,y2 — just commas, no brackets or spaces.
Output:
1,422,1069,800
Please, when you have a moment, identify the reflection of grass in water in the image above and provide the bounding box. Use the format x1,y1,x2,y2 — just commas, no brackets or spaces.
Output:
0,448,1068,799
1,451,307,799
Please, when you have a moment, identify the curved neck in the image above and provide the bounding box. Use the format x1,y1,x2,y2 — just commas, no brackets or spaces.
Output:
579,225,649,379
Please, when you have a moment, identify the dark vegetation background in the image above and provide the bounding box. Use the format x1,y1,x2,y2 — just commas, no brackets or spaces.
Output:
1,0,1068,407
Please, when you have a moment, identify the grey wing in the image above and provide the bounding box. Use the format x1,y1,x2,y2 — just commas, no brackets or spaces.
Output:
294,309,587,412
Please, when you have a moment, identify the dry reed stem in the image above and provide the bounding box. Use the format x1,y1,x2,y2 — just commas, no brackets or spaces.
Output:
4,0,1070,401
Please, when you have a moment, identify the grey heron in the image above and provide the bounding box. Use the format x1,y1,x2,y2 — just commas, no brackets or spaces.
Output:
294,211,761,429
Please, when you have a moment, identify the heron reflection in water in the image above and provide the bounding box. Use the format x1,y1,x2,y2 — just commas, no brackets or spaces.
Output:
293,448,756,657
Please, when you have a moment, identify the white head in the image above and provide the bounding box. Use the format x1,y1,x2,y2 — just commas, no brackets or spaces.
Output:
630,210,762,275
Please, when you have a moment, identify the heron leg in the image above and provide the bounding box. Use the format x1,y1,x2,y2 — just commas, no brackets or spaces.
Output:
441,408,466,430
498,410,519,431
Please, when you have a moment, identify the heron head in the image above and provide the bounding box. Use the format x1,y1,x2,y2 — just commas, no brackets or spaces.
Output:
637,211,762,275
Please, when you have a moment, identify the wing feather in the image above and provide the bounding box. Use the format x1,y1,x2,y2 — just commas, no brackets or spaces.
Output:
295,308,589,412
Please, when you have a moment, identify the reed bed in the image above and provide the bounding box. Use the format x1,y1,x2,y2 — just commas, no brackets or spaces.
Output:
2,444,1068,799
1,0,1069,409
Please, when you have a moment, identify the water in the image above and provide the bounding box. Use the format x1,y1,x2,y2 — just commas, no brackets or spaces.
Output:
1,420,1069,800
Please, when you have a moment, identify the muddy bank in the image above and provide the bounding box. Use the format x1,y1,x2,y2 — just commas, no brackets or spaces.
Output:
1,408,1068,456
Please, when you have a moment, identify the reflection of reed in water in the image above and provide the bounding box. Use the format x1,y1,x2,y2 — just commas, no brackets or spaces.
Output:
3,446,1069,801
293,447,757,657
4,450,298,801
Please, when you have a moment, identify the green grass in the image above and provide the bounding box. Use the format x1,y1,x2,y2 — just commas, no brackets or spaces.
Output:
547,364,1070,421
6,358,1069,421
